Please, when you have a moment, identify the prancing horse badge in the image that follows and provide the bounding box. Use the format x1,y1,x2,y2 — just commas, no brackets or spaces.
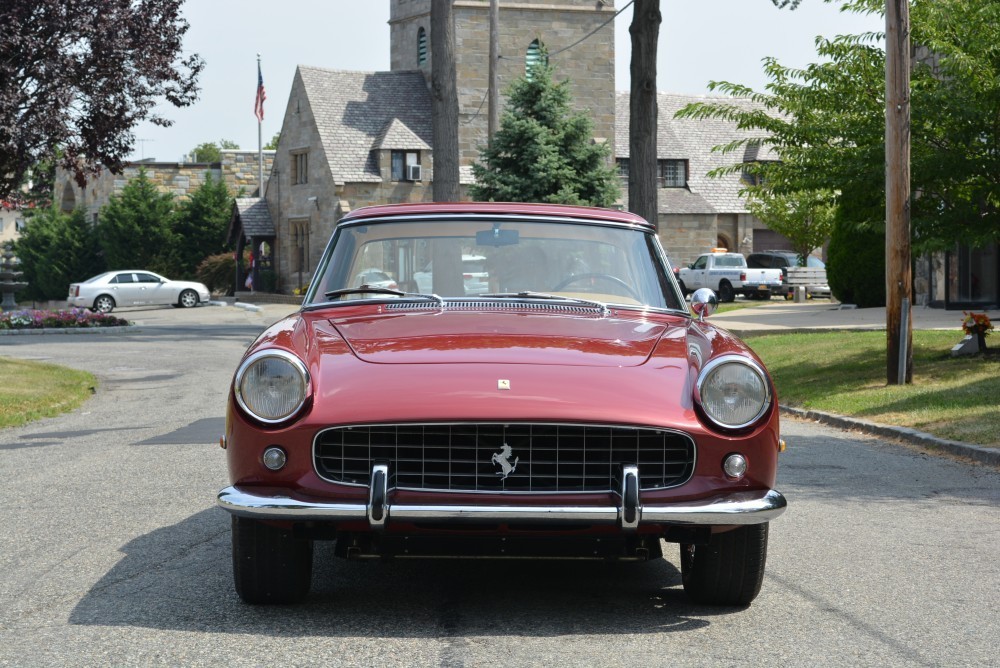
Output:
491,444,519,480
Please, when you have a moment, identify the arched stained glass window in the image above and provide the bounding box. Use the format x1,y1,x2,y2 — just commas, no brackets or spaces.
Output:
417,27,428,66
525,39,547,80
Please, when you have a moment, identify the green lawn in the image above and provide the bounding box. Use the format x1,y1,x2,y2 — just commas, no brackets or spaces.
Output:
0,357,96,428
745,330,1000,447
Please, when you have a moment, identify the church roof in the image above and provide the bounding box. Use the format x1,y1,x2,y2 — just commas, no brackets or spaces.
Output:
615,92,770,215
298,66,432,184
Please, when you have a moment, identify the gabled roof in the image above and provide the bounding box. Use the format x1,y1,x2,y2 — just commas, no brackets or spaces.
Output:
615,92,770,215
230,197,274,241
298,66,432,184
375,118,431,151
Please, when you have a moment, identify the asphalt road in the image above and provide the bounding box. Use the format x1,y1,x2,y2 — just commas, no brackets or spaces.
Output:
1,304,997,667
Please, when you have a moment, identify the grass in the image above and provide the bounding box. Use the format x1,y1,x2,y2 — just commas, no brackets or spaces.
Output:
745,330,1000,447
0,357,96,429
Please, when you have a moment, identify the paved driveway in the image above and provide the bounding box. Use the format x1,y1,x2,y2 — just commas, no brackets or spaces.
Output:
0,304,997,667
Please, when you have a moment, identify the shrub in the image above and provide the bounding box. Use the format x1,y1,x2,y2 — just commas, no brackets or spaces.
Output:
196,252,236,295
827,218,886,308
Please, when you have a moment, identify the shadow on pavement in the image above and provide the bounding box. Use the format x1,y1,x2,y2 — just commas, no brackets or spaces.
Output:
69,508,728,637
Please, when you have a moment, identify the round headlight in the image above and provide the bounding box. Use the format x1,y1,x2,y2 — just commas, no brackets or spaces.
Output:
696,356,770,429
235,350,310,424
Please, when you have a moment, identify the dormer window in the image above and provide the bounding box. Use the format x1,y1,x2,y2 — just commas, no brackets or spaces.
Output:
391,150,421,181
417,27,428,66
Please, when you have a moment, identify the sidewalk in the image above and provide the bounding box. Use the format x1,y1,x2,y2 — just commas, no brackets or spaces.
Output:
710,300,1000,334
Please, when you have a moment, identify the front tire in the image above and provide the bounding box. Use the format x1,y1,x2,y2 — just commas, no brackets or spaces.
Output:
178,289,199,308
681,523,768,606
92,295,115,313
232,516,313,604
717,280,735,303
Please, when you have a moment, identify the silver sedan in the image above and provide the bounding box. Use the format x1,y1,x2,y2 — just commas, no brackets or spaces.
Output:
67,270,212,313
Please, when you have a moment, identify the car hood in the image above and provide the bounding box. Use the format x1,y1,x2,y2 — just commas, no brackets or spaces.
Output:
328,309,677,367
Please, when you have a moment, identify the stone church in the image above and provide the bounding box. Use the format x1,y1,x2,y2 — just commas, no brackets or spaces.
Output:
235,0,781,295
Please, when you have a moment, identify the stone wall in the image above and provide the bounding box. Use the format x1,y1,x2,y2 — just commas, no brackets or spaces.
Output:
52,151,275,223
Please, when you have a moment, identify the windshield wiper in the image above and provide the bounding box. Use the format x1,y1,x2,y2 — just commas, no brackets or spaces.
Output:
481,291,609,315
320,286,444,306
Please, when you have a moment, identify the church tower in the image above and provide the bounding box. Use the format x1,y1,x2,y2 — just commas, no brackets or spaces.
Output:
389,0,617,169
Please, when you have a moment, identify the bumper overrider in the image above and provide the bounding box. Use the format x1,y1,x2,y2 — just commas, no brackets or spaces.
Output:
218,465,786,530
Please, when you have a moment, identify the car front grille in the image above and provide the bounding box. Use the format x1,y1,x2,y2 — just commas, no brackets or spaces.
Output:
313,423,695,493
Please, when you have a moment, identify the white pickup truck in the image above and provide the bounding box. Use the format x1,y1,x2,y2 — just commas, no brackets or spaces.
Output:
677,250,784,302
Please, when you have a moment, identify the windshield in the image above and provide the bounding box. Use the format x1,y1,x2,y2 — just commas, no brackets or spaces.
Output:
305,217,684,311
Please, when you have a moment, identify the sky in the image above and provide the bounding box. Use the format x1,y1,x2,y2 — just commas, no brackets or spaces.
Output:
128,0,883,163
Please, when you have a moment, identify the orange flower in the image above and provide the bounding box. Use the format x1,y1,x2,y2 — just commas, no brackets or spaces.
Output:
961,311,993,337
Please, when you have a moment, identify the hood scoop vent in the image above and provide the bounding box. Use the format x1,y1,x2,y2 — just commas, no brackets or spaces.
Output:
386,300,603,315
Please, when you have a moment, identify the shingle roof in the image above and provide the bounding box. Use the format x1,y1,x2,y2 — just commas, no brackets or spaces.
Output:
298,66,432,184
232,197,274,238
375,117,431,151
615,92,770,215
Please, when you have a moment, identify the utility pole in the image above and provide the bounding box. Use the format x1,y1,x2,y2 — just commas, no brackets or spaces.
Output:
488,0,500,140
885,0,912,384
628,0,661,230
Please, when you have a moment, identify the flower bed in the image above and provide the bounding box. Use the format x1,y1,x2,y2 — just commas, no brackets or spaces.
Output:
0,308,131,330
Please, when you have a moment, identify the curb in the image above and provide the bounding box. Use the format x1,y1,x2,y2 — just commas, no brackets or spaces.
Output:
231,302,262,312
780,405,1000,467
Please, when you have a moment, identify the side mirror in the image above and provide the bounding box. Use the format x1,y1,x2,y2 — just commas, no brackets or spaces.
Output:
690,288,718,322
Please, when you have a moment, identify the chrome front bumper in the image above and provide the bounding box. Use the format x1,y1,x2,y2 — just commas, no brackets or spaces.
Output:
218,465,786,529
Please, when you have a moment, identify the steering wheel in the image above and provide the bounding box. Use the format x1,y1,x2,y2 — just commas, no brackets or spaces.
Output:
551,273,641,300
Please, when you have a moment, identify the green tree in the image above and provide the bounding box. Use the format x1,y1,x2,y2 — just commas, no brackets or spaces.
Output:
190,139,239,163
14,206,104,301
676,0,1000,254
97,168,175,272
470,59,619,207
169,172,233,278
264,132,280,150
745,185,836,264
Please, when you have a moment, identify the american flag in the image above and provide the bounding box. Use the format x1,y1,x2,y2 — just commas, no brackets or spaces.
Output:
254,62,266,122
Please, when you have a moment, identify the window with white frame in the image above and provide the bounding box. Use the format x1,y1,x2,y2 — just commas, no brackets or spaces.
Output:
391,150,421,181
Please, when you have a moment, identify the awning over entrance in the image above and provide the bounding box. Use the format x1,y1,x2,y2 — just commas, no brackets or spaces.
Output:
229,197,276,294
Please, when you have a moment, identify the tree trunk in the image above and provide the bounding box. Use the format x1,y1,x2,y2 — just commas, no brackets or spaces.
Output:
431,0,461,203
628,0,661,230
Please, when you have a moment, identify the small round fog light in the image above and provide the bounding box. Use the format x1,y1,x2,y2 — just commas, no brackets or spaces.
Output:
262,446,287,471
723,453,747,479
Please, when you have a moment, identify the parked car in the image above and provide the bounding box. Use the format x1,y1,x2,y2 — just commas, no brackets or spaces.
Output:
67,270,211,313
217,202,786,607
747,251,830,298
677,250,784,301
746,250,825,280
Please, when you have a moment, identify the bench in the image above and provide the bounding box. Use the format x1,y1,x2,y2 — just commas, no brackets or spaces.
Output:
785,267,831,300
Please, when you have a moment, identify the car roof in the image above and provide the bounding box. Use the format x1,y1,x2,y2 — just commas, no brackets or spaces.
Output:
339,201,655,230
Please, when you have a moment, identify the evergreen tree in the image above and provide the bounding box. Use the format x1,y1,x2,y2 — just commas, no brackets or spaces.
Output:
470,60,619,207
97,168,175,272
14,207,104,301
169,172,233,278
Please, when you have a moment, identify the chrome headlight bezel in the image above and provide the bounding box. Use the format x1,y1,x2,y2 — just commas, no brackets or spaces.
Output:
234,349,311,425
694,355,772,430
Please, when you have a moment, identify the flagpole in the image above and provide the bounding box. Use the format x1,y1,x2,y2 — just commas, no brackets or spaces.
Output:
257,53,263,197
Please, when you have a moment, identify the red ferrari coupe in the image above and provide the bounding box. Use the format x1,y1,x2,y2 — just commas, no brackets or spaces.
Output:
218,202,786,606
